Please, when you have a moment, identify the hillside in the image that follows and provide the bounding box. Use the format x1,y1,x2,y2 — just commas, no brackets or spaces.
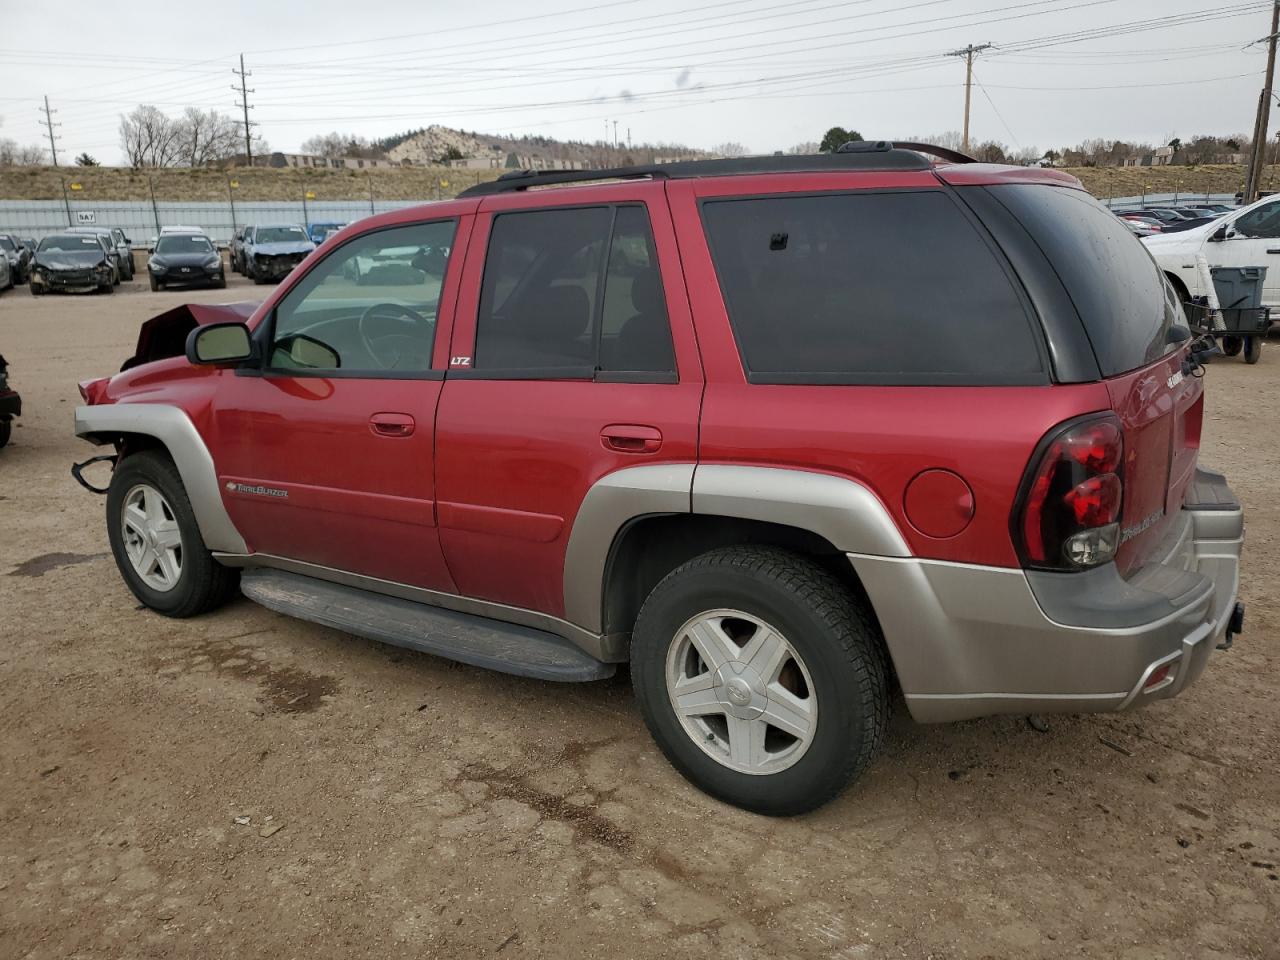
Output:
1067,163,1269,200
0,164,502,203
0,160,1274,203
385,124,704,168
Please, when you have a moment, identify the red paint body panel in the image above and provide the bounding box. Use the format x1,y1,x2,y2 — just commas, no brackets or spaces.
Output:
85,158,1209,619
694,382,1109,565
202,211,477,591
1105,350,1204,575
434,181,703,614
664,175,1112,566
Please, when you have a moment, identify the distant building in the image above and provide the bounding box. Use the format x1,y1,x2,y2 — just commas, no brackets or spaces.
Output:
1123,146,1176,167
236,152,396,170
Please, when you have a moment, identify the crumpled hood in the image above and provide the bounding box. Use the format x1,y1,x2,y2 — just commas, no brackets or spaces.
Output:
36,250,107,271
124,301,260,371
252,241,314,256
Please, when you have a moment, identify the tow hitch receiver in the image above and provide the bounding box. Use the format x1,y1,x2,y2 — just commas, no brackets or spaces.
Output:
1218,602,1245,651
71,454,117,495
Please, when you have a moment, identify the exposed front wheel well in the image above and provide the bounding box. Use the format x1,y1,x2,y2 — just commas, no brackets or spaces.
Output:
1165,271,1191,303
601,514,885,656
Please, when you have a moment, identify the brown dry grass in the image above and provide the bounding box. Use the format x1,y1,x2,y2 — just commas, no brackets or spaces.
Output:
3,161,1278,204
0,164,502,203
1066,163,1280,200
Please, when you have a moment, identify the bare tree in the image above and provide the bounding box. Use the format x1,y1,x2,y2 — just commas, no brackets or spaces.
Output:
119,105,184,167
178,108,241,166
787,141,820,154
300,131,380,159
712,141,749,157
0,138,48,165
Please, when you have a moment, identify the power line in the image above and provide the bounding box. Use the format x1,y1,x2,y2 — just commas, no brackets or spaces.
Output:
232,53,256,164
39,95,62,167
948,43,993,151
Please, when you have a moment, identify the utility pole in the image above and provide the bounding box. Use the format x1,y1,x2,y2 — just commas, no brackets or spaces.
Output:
1245,2,1280,203
627,127,632,150
613,120,618,147
39,96,61,167
232,54,256,165
947,43,992,153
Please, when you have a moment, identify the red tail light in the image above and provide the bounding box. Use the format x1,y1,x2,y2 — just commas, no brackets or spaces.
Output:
1015,414,1124,570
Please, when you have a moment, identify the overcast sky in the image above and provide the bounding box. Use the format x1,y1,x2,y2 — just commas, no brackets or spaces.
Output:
0,0,1273,163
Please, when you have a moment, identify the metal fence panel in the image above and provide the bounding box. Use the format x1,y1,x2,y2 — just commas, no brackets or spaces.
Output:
0,199,432,246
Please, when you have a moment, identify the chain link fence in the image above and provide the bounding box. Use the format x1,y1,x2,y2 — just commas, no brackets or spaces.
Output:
0,198,431,247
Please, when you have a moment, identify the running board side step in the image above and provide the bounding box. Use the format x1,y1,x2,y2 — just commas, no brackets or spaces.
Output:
240,569,615,682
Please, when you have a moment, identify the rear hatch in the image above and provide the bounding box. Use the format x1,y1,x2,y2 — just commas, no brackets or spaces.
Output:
971,181,1202,573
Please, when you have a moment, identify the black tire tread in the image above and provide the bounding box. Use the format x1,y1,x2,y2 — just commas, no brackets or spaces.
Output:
632,545,889,815
108,450,238,617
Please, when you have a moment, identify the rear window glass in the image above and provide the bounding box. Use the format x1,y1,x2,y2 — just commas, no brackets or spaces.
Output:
986,184,1177,377
700,191,1043,384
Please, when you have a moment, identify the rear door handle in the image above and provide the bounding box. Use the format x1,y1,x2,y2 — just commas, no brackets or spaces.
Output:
601,424,662,454
370,412,415,438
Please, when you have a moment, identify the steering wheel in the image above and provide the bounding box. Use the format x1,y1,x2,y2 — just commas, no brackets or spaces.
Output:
357,302,428,370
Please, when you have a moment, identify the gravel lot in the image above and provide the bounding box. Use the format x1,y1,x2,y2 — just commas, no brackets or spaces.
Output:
1,276,1277,959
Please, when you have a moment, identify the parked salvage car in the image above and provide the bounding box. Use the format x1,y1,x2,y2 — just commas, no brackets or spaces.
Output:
68,226,135,281
307,221,347,245
30,234,116,295
1146,192,1280,308
73,145,1244,815
0,353,20,448
230,226,250,273
0,233,32,284
242,224,314,284
0,244,11,292
148,233,225,291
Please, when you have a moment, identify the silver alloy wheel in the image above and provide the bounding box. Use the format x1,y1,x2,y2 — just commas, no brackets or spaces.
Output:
120,483,184,592
665,609,818,775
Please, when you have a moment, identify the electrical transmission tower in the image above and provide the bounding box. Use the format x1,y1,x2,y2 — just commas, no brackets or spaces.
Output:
232,54,256,165
39,95,62,167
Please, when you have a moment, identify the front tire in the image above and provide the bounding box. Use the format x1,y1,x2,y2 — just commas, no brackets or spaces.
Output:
0,418,10,448
1245,335,1262,364
106,451,238,617
631,546,889,816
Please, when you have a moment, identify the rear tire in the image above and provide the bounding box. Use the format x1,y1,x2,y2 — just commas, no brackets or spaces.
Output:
630,546,889,816
1245,336,1262,364
0,418,10,448
1221,336,1243,357
106,451,239,617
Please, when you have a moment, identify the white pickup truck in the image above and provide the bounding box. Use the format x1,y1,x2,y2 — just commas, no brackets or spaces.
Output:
1143,194,1280,307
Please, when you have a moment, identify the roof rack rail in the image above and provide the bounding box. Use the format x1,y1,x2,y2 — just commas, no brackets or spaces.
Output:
892,141,979,164
456,142,966,197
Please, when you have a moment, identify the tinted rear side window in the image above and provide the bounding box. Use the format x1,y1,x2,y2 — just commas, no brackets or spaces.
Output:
701,190,1043,384
985,184,1177,377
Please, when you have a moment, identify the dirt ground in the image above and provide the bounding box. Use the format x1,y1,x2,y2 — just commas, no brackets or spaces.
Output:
0,275,1276,960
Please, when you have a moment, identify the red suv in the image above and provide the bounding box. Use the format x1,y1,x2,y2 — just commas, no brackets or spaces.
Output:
74,144,1245,815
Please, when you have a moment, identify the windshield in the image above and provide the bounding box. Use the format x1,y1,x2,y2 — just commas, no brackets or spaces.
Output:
156,235,214,254
256,226,307,244
0,237,14,251
40,235,107,252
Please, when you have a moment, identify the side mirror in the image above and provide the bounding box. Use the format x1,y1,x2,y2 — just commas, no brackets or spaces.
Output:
186,322,253,365
1209,225,1229,242
273,334,340,370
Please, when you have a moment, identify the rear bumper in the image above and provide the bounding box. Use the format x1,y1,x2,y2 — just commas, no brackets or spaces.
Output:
851,467,1243,722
